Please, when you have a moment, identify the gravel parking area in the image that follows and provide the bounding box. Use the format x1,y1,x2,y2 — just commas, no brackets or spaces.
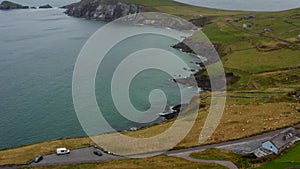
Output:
30,147,124,166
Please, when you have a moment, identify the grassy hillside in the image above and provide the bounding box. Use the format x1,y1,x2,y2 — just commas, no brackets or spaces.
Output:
198,9,300,91
126,0,249,19
190,148,256,168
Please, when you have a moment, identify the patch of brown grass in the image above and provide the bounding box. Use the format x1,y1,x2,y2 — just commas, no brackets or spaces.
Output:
177,102,300,148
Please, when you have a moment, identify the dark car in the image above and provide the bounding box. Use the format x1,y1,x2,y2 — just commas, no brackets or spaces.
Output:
93,150,102,156
34,155,43,163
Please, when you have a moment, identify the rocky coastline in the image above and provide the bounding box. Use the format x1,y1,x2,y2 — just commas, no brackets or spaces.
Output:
39,4,52,9
62,0,200,30
0,1,28,9
171,33,239,92
63,0,143,22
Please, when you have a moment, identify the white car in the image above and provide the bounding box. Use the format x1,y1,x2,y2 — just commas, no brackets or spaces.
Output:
56,148,70,155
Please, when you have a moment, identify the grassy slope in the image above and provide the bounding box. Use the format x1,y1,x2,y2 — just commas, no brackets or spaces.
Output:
190,148,256,168
126,0,249,19
1,0,300,166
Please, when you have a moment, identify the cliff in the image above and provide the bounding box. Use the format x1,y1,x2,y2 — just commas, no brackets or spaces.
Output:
63,0,143,22
0,1,29,10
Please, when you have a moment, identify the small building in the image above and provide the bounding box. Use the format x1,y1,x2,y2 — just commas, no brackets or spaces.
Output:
249,15,256,19
262,128,299,154
233,18,240,22
243,23,252,29
243,15,256,20
263,28,272,33
296,34,300,41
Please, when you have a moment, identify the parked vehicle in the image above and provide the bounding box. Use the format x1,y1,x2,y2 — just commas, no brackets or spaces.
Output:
34,155,43,163
56,148,70,155
93,150,102,156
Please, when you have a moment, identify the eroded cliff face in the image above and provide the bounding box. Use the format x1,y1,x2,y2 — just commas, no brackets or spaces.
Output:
64,0,143,22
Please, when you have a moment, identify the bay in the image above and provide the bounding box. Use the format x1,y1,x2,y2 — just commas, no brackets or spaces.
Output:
0,7,200,149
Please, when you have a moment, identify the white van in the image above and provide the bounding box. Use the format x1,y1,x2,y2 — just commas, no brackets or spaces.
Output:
56,148,70,155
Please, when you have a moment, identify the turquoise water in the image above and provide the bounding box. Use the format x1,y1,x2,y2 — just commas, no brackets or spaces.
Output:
0,7,201,149
0,8,105,149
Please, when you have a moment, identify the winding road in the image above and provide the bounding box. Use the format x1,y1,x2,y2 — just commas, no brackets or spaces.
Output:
1,126,297,169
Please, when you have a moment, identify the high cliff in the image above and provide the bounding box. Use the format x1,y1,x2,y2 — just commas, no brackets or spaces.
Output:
63,0,143,22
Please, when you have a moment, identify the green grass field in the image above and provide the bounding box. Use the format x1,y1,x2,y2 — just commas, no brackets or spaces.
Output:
190,148,256,168
224,49,300,73
183,7,300,91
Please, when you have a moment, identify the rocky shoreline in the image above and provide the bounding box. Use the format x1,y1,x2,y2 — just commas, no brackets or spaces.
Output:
0,1,28,9
63,0,143,22
62,0,198,30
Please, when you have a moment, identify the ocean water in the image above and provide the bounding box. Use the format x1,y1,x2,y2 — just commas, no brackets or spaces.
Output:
0,6,201,149
0,8,104,149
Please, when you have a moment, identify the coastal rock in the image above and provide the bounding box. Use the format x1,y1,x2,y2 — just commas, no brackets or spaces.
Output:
189,16,212,27
0,1,29,10
64,0,143,22
172,39,227,65
39,4,52,9
175,71,239,91
159,104,188,120
63,0,198,30
172,41,195,54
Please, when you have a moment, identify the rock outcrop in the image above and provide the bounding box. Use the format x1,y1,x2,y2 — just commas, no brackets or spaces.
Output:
64,0,143,22
0,1,28,10
63,0,199,29
39,4,52,9
175,71,239,91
